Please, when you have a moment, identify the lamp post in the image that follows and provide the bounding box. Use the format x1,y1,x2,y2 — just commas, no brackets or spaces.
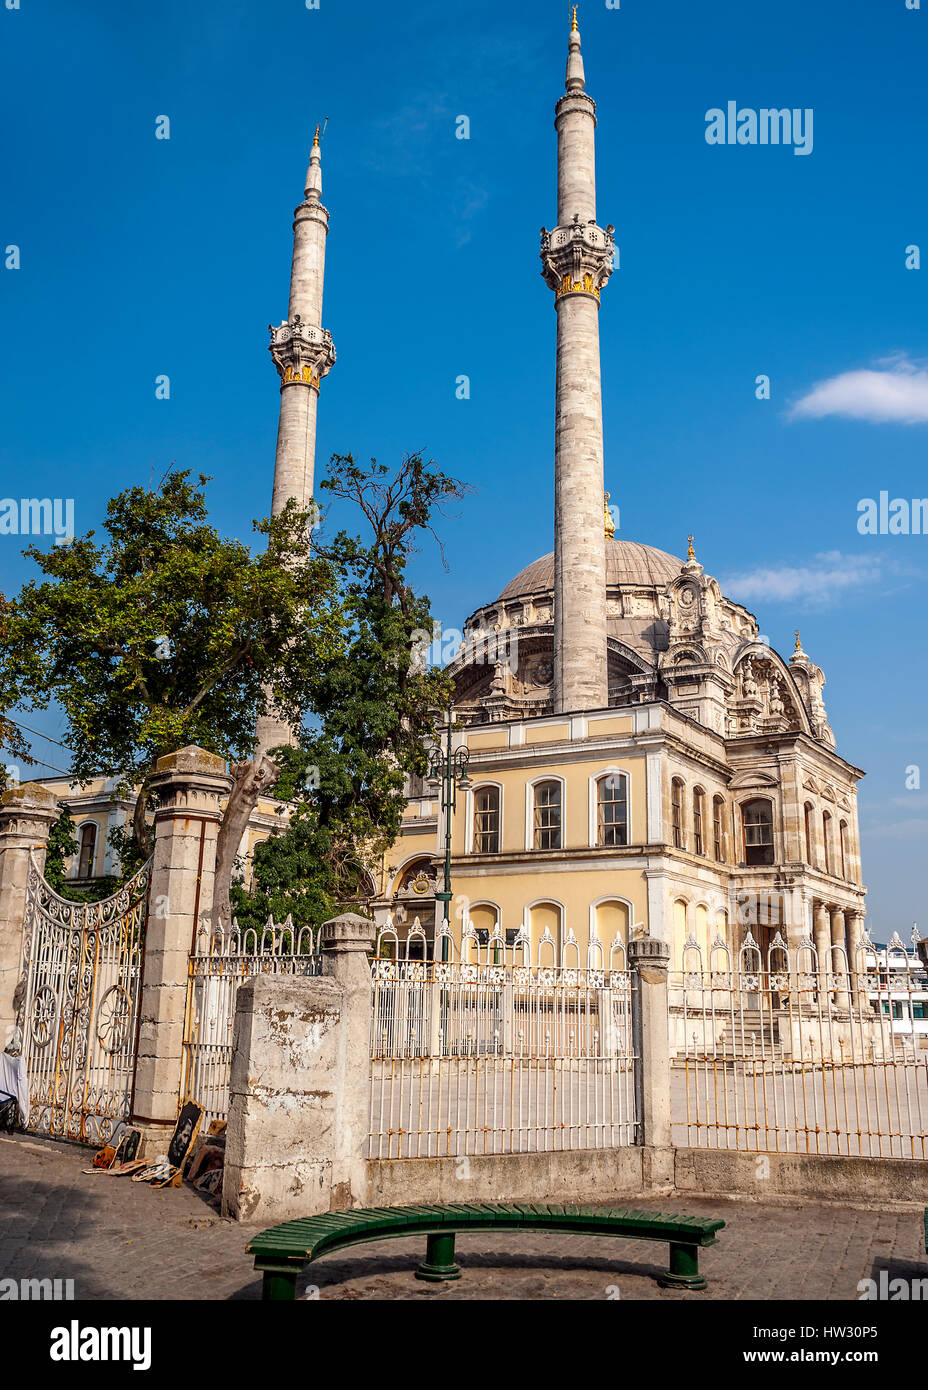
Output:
426,708,471,961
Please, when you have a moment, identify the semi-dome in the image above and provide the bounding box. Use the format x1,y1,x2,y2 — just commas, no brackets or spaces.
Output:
497,538,684,601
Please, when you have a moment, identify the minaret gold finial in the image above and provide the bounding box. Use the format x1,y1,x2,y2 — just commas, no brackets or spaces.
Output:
312,124,320,147
604,491,615,539
687,534,695,560
571,5,579,31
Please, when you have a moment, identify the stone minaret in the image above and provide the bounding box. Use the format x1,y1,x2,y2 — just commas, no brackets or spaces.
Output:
541,11,615,714
256,129,336,756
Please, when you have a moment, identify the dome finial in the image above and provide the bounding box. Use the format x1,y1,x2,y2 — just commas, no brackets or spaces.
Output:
604,491,615,539
687,533,695,561
794,628,802,652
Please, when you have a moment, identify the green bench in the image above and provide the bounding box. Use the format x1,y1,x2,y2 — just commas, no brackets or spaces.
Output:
247,1202,725,1299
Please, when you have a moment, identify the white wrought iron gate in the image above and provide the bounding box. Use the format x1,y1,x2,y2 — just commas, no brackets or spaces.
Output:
17,854,151,1144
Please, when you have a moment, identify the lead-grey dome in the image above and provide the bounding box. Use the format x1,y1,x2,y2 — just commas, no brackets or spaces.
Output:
497,539,684,601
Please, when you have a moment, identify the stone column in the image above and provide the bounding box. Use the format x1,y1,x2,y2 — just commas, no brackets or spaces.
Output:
845,908,864,1005
0,783,58,1045
830,906,850,1010
256,132,336,758
131,746,231,1149
812,900,831,1003
223,912,376,1224
542,16,614,715
628,936,673,1189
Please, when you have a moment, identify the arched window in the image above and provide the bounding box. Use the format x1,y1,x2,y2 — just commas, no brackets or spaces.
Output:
473,785,500,853
804,802,814,865
596,773,628,847
693,787,705,856
713,796,726,863
77,822,97,878
839,819,848,880
822,810,833,875
671,778,685,850
533,780,562,851
742,799,774,866
396,857,434,895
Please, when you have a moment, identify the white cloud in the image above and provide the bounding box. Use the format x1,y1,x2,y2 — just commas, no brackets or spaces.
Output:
720,550,887,607
790,355,928,424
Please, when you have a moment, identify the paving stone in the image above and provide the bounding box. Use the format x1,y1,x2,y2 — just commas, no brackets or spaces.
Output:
1,1134,925,1301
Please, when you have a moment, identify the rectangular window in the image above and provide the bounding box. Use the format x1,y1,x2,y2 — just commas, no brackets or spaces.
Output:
534,782,562,851
693,794,705,856
713,801,724,862
672,782,684,850
473,787,500,853
597,776,628,847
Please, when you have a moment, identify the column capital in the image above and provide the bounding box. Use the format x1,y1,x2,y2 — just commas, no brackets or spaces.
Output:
0,782,58,841
321,912,377,954
149,745,233,823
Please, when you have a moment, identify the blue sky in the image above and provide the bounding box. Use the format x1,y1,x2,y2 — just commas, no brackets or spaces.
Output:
1,0,926,932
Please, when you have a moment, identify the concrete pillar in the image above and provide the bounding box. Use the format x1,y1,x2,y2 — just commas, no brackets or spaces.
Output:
131,746,231,1148
223,912,376,1224
628,936,673,1189
0,783,58,1045
830,906,850,1010
812,899,831,1003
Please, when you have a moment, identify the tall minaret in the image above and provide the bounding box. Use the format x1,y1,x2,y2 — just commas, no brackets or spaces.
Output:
256,129,336,755
540,10,615,713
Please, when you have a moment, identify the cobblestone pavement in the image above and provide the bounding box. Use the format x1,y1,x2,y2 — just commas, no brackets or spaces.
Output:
1,1134,925,1302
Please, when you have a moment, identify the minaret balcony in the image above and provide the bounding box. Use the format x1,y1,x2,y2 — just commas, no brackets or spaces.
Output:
268,315,336,386
541,218,615,300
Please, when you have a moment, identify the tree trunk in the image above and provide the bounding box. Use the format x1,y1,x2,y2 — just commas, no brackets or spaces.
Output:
132,765,157,860
212,751,281,927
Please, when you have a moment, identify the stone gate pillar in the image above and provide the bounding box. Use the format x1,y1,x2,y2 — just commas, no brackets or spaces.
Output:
131,746,231,1149
628,935,673,1189
0,783,58,1045
223,912,376,1224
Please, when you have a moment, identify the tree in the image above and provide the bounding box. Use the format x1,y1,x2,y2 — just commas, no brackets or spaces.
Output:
2,469,344,889
232,452,469,931
43,805,78,896
43,805,122,903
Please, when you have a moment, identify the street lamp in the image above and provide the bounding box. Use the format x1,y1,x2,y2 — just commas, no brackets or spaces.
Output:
426,708,471,960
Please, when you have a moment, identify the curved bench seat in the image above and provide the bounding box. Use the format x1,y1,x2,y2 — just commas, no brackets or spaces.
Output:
246,1202,725,1298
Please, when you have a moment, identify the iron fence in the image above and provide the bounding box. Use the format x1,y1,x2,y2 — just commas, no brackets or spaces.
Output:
369,922,639,1158
181,918,321,1127
671,929,928,1159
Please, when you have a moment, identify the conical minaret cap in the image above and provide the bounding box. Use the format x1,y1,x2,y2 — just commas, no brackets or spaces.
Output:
566,7,586,92
304,124,323,201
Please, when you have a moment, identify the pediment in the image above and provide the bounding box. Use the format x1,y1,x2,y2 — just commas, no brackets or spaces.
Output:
728,770,779,789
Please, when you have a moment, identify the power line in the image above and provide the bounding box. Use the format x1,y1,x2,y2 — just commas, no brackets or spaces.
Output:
6,718,74,753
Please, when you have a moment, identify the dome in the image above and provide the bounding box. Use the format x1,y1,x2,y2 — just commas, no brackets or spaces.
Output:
497,538,684,601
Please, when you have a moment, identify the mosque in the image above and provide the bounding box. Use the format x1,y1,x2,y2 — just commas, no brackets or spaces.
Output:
51,15,867,974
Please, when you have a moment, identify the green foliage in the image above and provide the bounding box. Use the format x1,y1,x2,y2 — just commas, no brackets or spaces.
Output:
233,453,468,932
43,805,122,903
43,805,78,895
1,469,344,860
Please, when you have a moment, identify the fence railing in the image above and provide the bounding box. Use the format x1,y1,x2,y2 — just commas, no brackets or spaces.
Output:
369,922,639,1159
181,918,321,1127
671,929,928,1159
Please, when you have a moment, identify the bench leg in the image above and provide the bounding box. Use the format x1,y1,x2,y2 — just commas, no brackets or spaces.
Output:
262,1269,299,1301
415,1232,462,1282
657,1242,707,1291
